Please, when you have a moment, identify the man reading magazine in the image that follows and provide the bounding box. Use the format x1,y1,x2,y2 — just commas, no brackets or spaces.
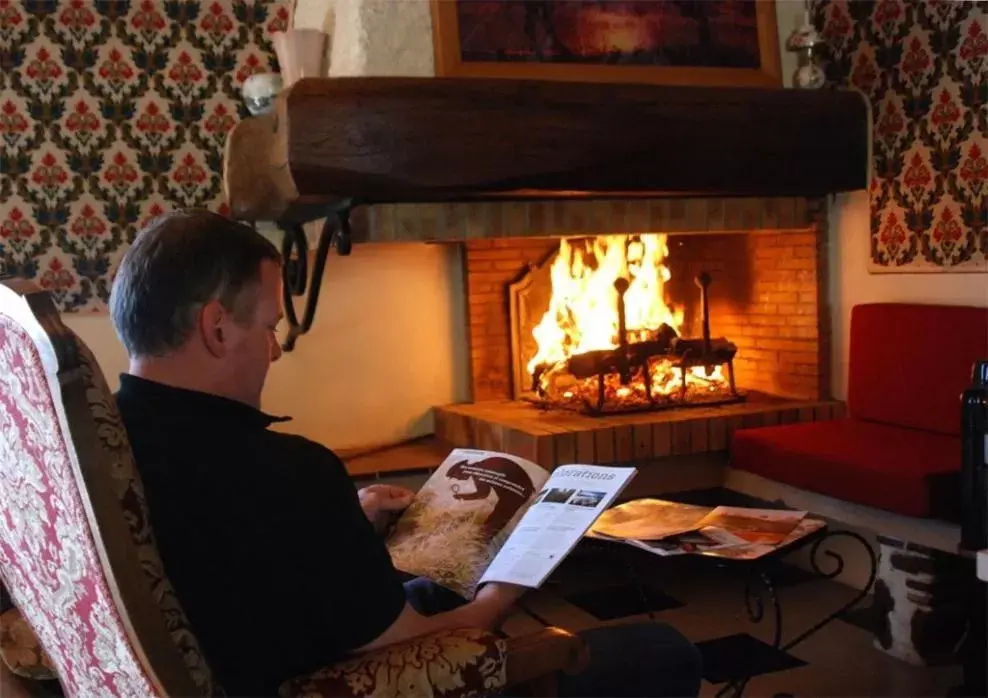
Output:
109,209,702,697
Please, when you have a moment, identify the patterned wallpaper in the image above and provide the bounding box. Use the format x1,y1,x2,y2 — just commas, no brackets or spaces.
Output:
0,0,289,312
812,0,987,273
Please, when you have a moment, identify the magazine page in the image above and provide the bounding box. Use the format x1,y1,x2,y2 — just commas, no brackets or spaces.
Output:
477,464,637,589
700,518,827,561
621,526,750,557
695,506,808,545
589,498,713,541
386,449,550,598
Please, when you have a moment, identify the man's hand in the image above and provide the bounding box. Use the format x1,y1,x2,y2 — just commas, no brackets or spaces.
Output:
358,484,415,534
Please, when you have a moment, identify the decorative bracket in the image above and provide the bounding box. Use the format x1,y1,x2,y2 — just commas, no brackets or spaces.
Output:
278,200,354,352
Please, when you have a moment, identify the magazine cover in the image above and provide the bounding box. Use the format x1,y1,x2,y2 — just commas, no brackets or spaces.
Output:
386,449,549,598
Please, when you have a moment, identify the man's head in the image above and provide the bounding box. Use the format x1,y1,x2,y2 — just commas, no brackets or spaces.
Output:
110,208,283,408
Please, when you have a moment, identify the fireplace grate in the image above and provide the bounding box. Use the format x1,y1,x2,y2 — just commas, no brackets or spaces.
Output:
523,269,746,417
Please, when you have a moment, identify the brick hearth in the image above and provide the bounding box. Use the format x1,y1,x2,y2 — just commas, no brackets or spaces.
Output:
435,397,844,470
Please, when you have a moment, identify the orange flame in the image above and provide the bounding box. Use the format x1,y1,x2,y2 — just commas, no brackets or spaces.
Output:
527,233,729,410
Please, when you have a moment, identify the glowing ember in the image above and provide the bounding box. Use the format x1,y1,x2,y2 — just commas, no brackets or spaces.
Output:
527,233,733,413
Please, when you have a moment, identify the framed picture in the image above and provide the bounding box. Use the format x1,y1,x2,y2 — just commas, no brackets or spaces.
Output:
431,0,782,88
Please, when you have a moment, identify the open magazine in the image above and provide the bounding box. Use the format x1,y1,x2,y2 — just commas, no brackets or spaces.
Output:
385,449,636,598
588,498,822,560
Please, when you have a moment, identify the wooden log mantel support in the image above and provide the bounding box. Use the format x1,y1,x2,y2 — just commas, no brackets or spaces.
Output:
222,77,870,350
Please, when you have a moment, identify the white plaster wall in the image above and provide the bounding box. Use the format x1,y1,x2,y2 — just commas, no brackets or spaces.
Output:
327,0,434,77
67,241,470,450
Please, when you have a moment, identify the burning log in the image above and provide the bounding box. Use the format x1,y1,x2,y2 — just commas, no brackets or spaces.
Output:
525,252,745,415
565,325,679,380
669,337,737,363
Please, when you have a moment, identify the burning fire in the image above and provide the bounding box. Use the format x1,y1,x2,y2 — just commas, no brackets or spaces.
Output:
527,234,730,412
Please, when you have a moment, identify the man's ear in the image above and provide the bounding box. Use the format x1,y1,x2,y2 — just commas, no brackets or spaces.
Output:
199,299,228,359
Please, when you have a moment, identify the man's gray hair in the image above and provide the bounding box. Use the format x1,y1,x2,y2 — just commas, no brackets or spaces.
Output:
110,208,281,358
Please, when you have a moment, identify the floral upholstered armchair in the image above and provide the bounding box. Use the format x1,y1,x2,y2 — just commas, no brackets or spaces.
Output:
0,279,585,697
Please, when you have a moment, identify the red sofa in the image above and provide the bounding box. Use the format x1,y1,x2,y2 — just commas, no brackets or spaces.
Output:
731,303,988,519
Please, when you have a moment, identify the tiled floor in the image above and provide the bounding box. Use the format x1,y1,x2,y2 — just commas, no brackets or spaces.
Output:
506,539,965,697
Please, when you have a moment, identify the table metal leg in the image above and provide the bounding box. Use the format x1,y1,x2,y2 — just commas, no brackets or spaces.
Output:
782,530,878,653
717,570,782,698
724,530,878,697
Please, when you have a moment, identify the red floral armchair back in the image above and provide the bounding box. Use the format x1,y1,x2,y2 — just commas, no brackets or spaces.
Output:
0,280,219,696
0,312,160,695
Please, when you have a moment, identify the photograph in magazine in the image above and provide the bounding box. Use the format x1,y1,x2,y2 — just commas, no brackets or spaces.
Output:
701,518,827,561
385,449,550,598
642,528,746,556
696,507,806,545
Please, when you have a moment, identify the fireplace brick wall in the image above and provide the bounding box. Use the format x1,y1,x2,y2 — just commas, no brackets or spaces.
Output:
465,238,558,401
464,224,829,404
666,228,829,401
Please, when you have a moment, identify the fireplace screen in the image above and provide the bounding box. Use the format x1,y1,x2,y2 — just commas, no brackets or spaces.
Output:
509,234,745,416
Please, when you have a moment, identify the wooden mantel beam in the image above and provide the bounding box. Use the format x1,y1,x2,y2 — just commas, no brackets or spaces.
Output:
223,77,870,224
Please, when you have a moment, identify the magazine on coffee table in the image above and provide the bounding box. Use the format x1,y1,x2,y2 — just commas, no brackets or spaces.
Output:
588,498,811,559
386,448,636,598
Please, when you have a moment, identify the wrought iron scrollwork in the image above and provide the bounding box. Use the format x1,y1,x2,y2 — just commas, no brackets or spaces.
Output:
279,202,354,352
781,530,877,652
717,571,782,698
743,570,782,646
718,529,878,698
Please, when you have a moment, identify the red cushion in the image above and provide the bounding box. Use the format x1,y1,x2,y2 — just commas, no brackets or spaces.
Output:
847,303,988,436
731,419,960,517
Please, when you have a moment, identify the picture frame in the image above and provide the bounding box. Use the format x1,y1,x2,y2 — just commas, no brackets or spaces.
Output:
431,0,782,88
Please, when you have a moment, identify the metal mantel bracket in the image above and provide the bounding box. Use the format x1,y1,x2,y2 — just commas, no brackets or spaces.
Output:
277,199,355,352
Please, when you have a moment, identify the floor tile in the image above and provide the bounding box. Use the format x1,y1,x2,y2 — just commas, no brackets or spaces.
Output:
562,582,684,621
839,601,880,634
695,632,807,684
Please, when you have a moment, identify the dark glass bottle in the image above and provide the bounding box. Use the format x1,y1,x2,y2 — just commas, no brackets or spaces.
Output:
960,359,988,552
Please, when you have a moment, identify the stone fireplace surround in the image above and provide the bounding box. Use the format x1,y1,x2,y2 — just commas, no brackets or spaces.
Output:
343,195,845,476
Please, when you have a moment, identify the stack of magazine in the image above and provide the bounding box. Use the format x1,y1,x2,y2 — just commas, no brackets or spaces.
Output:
587,498,825,560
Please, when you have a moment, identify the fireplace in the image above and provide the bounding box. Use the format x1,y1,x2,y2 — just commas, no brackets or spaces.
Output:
222,77,865,471
508,233,744,415
461,198,830,406
420,197,843,471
